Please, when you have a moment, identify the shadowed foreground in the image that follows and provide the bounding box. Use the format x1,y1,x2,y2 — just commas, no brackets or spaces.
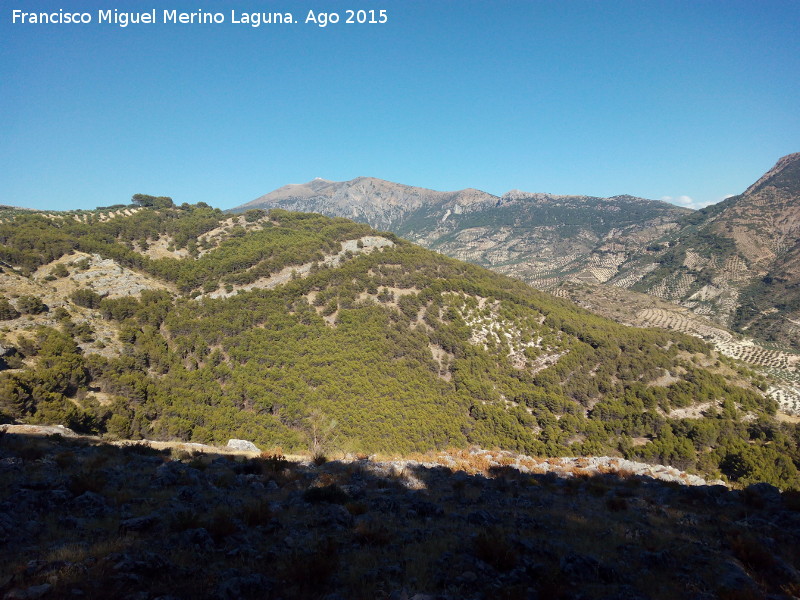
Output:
1,430,799,600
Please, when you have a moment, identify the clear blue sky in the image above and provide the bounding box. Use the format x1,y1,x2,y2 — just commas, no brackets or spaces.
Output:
2,0,798,211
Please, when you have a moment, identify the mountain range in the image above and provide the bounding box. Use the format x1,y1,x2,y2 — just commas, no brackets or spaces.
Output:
629,153,800,346
237,179,692,292
235,153,800,350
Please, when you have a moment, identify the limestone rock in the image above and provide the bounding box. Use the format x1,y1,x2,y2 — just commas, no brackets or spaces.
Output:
226,439,260,452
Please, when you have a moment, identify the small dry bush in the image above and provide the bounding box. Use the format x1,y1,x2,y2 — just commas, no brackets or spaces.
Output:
345,501,367,516
68,470,106,495
259,451,290,473
447,448,493,474
303,484,350,504
728,532,776,574
318,472,338,486
473,527,517,572
207,506,239,543
187,456,209,471
435,454,453,467
17,443,46,461
451,478,467,496
606,496,628,512
169,509,203,533
353,518,391,546
213,469,236,489
242,498,272,527
171,448,193,461
488,465,526,482
54,450,76,468
585,477,611,497
84,448,115,469
120,443,166,458
280,538,339,594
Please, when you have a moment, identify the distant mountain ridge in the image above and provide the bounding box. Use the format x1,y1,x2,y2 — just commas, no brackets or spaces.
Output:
236,154,800,348
238,176,500,232
235,178,691,290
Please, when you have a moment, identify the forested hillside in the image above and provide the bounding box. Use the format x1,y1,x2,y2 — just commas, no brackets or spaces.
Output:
0,202,798,489
237,155,800,354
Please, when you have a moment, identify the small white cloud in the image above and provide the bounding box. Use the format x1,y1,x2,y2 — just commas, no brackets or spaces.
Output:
661,195,715,210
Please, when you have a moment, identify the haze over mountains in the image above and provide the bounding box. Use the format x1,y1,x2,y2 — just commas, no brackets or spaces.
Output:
236,153,800,350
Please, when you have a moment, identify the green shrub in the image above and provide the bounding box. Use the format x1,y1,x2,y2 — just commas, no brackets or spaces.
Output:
16,295,47,315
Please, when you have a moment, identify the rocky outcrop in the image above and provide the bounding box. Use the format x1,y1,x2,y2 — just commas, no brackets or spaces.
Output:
226,439,260,452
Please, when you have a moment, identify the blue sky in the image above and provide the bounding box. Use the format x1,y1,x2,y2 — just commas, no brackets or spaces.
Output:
1,0,798,211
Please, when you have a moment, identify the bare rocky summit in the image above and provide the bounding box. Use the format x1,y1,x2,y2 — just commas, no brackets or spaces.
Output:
239,177,500,232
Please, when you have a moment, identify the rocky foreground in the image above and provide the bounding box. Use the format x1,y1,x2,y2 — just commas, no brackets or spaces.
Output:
1,428,799,600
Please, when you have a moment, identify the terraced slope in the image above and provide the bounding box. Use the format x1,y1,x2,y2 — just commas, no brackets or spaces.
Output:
602,154,799,349
559,283,800,415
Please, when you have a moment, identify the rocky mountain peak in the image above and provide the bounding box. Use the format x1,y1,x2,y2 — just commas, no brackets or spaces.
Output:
500,189,557,202
744,152,800,196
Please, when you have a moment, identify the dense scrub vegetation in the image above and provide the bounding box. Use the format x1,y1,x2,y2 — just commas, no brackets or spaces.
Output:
0,205,798,489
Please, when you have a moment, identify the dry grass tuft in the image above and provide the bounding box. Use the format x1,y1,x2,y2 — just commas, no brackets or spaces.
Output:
242,498,272,527
728,532,776,575
353,518,391,546
280,537,340,594
345,501,367,516
473,527,517,572
605,496,628,512
207,506,239,543
68,469,106,495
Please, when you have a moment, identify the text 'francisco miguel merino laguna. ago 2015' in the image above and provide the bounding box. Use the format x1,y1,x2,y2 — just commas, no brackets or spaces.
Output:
10,8,389,28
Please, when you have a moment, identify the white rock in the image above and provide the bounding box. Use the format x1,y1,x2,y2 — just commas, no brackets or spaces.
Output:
226,439,260,452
